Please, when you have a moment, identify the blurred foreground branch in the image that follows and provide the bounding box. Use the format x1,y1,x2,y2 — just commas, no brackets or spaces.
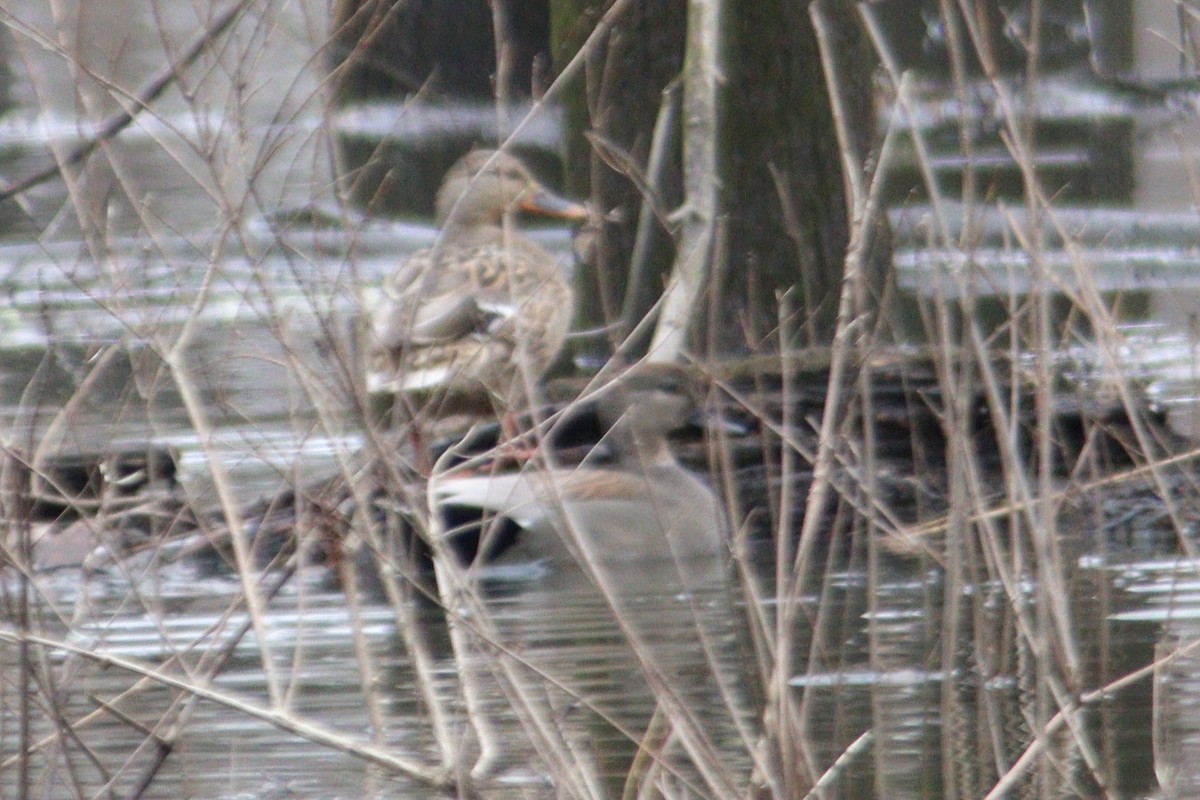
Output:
649,0,721,361
0,0,254,201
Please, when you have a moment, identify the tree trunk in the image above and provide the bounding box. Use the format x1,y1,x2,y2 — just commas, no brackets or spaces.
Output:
550,0,882,358
330,0,548,101
550,0,687,362
723,0,881,349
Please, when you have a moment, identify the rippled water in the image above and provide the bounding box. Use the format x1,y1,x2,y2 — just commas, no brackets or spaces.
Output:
6,543,1193,798
2,554,760,798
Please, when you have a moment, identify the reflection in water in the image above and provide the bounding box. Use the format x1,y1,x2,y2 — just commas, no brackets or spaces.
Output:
1106,558,1200,795
1153,632,1200,797
865,584,940,800
0,509,1189,798
479,559,756,794
0,554,757,798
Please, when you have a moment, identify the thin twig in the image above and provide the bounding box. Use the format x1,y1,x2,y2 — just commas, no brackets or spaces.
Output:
0,623,454,790
0,0,255,201
648,0,721,360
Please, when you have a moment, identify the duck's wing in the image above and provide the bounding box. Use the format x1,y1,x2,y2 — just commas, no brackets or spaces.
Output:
432,468,653,525
376,247,525,349
431,471,556,531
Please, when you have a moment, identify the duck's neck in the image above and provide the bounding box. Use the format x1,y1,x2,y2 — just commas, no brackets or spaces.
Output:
436,211,514,252
608,419,676,468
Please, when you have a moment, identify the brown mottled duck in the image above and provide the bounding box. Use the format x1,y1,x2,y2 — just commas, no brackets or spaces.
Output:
368,149,587,414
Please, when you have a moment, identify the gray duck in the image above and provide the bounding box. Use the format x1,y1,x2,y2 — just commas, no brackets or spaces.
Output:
431,363,727,568
433,363,745,785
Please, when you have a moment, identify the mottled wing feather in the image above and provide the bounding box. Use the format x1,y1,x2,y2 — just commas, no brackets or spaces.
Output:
373,241,572,396
383,247,522,343
406,293,484,343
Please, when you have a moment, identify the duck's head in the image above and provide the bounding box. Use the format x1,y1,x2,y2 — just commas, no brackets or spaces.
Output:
435,149,588,229
597,363,699,443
